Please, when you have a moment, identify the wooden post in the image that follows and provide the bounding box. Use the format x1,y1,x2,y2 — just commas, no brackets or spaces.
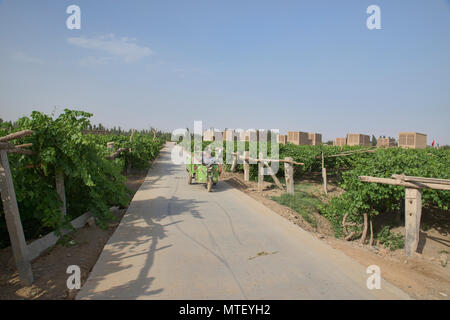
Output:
231,153,237,172
258,152,264,191
358,175,449,256
55,168,66,217
243,151,249,181
404,188,422,256
126,159,132,175
285,157,294,195
127,129,135,175
0,150,33,284
322,152,327,194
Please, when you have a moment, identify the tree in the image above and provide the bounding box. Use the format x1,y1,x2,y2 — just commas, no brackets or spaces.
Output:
371,135,377,146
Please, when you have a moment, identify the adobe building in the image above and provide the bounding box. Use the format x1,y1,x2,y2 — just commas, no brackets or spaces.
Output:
308,133,322,146
377,137,396,148
288,131,311,145
347,133,371,146
333,137,347,146
398,132,427,149
240,129,259,142
203,129,215,142
223,129,235,141
278,134,287,144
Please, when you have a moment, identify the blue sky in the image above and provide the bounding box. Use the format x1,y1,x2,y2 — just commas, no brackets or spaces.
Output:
0,0,449,144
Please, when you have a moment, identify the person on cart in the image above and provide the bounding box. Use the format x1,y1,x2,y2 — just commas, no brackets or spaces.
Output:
202,149,217,167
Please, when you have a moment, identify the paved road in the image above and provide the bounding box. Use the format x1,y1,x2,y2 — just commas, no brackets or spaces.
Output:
77,143,409,300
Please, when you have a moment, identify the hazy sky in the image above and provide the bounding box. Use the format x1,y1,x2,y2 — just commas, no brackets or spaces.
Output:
0,0,449,144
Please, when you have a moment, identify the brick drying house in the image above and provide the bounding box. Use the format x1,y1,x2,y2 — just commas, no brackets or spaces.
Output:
377,137,396,148
346,133,371,146
242,129,259,142
398,132,427,149
287,131,311,145
223,129,235,141
278,134,287,144
333,137,347,146
308,133,322,146
203,129,215,141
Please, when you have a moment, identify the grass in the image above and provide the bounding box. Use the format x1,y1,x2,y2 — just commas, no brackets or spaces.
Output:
376,226,405,251
271,183,321,228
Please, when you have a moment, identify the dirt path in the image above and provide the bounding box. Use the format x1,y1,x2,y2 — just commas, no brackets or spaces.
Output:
0,168,148,300
76,143,409,299
221,171,450,300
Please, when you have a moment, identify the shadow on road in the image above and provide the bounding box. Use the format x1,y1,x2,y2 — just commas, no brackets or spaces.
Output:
79,194,206,299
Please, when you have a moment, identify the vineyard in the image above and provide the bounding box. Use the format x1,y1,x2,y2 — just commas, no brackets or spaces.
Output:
186,139,450,248
0,109,166,249
1,117,449,295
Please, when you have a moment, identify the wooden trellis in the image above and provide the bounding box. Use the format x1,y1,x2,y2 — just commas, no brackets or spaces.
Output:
0,130,36,284
358,174,450,256
0,130,128,284
230,152,304,194
319,148,377,194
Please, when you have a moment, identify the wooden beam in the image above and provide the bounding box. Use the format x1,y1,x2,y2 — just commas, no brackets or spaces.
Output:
232,153,304,166
257,158,304,165
358,176,450,191
0,142,35,155
276,159,304,166
7,148,35,156
0,141,16,150
0,130,33,142
392,174,450,185
25,163,40,169
108,148,127,160
320,148,376,158
15,143,33,149
0,150,33,284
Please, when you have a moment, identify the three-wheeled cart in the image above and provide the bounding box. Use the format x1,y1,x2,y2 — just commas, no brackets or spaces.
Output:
186,153,219,192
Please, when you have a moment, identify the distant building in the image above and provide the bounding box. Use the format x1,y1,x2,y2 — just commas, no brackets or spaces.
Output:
308,133,322,146
398,132,427,149
288,131,311,145
223,129,235,141
333,137,347,146
278,134,287,144
239,129,259,142
377,137,396,148
347,133,371,146
203,129,215,142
